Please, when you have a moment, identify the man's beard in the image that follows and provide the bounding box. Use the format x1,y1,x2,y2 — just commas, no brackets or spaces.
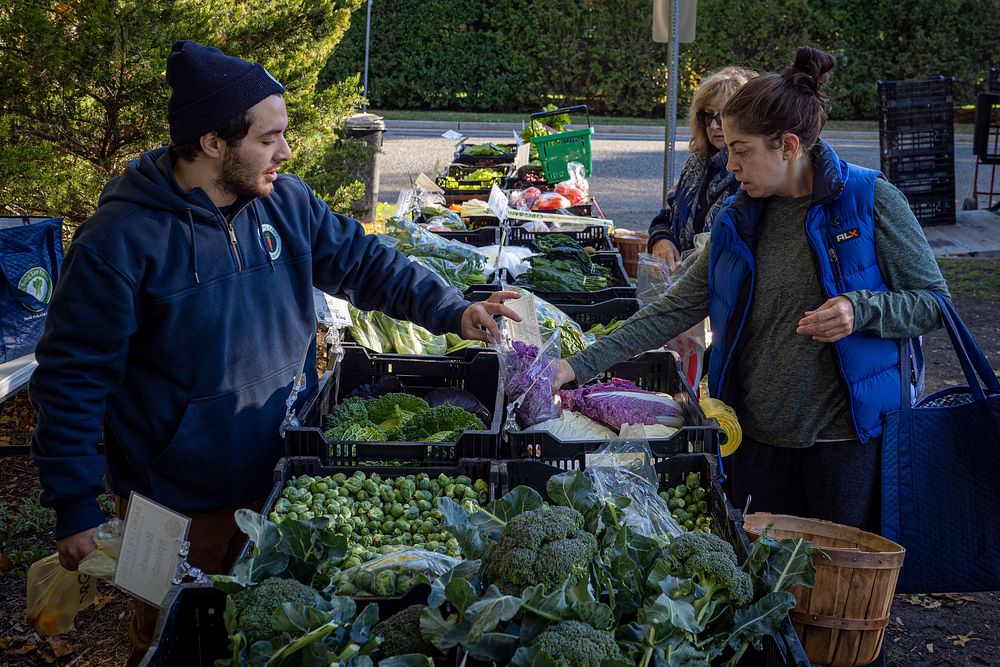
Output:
217,146,271,199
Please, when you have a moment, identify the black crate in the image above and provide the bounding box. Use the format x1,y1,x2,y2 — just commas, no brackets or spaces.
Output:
880,150,954,178
336,337,493,361
879,126,955,157
285,346,504,462
973,92,1000,164
877,76,955,104
504,224,614,252
505,351,717,461
435,164,510,196
904,191,957,226
506,252,637,305
555,298,641,329
887,171,955,197
261,456,499,518
453,142,518,167
499,454,810,667
142,583,457,666
233,455,500,567
431,226,500,246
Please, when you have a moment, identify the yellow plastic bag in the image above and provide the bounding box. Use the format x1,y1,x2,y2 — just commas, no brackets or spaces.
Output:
25,554,97,635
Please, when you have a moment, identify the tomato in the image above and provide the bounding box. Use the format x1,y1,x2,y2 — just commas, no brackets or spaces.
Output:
533,193,572,210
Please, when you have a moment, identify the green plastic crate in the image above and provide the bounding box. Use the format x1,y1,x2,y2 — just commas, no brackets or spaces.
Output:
528,104,594,182
531,127,594,182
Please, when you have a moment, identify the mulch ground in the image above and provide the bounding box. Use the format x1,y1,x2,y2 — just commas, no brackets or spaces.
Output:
1,300,998,666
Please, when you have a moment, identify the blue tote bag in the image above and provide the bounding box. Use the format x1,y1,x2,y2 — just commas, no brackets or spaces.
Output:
0,217,64,363
882,292,1000,593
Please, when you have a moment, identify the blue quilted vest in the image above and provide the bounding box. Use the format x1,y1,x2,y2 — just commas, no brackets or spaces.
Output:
706,140,919,443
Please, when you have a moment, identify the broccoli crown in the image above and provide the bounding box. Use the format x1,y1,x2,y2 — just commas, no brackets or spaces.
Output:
483,506,599,595
663,530,753,620
664,530,736,565
398,403,486,442
373,604,435,658
234,577,320,645
530,620,624,666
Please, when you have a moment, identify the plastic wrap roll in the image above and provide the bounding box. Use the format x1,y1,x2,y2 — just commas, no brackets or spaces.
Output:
700,398,742,456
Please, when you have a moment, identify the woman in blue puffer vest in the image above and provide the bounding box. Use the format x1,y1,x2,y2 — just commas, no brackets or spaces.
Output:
647,66,756,269
557,47,950,559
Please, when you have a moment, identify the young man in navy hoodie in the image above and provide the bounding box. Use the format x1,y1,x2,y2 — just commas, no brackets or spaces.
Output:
28,40,517,663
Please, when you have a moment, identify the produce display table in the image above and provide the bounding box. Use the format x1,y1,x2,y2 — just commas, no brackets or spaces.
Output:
0,353,36,405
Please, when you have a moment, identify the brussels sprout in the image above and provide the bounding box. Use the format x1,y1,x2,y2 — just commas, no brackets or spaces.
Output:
372,569,397,596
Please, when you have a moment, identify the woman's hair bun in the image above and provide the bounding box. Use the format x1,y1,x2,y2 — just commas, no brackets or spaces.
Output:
783,46,835,96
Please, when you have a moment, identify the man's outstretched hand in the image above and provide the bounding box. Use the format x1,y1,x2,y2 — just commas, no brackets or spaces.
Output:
56,528,97,571
461,290,522,342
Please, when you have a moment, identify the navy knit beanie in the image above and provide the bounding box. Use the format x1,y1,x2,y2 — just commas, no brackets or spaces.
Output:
166,40,285,146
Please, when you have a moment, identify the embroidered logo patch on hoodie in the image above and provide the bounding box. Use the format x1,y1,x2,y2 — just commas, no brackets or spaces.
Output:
260,223,282,260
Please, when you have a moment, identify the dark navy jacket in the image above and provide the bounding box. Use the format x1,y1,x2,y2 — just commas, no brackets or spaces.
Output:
706,140,922,443
30,147,469,538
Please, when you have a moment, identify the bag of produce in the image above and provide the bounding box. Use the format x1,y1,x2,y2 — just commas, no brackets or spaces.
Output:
496,336,563,428
335,548,461,597
585,439,683,538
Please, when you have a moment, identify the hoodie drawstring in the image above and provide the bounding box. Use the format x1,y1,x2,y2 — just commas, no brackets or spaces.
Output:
184,208,200,284
252,202,275,273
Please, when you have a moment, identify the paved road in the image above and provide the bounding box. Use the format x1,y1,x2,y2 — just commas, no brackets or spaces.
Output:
378,128,980,232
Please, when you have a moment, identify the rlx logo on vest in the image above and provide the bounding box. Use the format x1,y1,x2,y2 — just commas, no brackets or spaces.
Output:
835,228,861,244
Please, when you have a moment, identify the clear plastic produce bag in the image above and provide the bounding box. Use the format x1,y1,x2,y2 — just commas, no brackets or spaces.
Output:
584,440,683,539
636,246,707,390
335,548,461,597
495,331,563,429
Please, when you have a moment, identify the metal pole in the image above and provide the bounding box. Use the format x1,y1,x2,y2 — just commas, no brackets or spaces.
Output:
362,0,373,112
662,0,681,206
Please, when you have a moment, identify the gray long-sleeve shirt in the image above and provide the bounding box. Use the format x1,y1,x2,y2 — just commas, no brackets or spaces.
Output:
568,178,950,447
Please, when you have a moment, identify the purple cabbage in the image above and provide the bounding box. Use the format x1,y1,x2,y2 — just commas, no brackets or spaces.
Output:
559,378,685,431
424,387,491,423
349,375,405,400
500,341,562,427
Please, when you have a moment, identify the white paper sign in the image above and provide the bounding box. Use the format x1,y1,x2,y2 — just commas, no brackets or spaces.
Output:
441,129,464,142
487,184,509,222
514,143,531,169
415,173,444,195
505,292,543,348
395,189,417,218
313,289,352,327
114,493,191,607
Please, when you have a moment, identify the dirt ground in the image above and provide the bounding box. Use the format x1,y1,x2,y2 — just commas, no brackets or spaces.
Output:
1,287,998,667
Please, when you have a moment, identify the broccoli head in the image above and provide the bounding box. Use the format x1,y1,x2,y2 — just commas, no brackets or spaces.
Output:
232,577,321,646
398,403,486,442
482,505,599,595
662,530,753,624
372,604,436,658
529,619,624,666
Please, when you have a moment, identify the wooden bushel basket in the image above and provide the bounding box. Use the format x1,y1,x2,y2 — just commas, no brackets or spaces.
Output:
744,513,905,667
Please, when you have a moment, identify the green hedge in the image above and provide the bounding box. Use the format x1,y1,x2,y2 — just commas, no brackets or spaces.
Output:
322,0,1000,119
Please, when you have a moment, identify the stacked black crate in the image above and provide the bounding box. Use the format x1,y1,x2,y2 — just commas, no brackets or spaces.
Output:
878,76,957,226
